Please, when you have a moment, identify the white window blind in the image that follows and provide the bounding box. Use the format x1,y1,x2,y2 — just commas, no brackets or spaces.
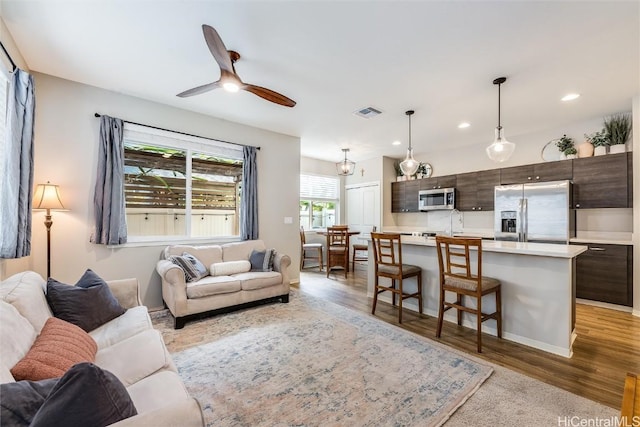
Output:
300,174,339,200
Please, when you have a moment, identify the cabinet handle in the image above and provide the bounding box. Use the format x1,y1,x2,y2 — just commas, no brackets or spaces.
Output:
471,207,476,211
527,176,532,180
575,203,580,208
536,176,540,180
478,207,482,211
588,247,605,251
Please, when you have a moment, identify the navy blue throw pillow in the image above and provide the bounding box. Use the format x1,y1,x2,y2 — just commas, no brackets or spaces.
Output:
46,269,126,332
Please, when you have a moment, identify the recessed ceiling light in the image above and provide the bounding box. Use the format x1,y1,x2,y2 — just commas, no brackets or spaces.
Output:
561,93,580,102
458,122,470,129
392,140,401,146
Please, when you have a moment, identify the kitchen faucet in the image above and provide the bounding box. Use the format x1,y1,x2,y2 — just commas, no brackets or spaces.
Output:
449,209,462,237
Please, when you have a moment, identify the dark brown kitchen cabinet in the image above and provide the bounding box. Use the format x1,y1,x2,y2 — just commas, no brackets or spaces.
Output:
574,243,632,307
391,180,420,213
456,169,500,211
572,153,630,209
499,160,572,184
419,175,456,190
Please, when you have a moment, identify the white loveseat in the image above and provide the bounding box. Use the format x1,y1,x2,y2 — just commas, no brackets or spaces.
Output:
157,240,291,329
0,271,204,426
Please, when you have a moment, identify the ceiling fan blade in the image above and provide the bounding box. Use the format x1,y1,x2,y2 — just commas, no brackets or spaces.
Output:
177,81,220,98
243,84,296,107
202,24,234,74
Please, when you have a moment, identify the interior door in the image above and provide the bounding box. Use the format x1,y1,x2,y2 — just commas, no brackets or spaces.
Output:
346,182,381,245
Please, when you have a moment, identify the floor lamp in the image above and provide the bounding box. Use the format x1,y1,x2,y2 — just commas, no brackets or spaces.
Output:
32,182,66,278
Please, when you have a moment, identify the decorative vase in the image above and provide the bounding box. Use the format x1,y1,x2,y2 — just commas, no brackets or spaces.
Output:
566,154,577,159
594,146,607,156
609,144,626,154
559,152,567,160
396,176,403,182
577,142,594,158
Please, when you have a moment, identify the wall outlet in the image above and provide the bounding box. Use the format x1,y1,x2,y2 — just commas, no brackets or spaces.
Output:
284,217,293,224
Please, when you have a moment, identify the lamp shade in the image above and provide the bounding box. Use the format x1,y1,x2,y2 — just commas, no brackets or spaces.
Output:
336,148,355,176
486,127,516,163
32,182,66,210
486,76,515,163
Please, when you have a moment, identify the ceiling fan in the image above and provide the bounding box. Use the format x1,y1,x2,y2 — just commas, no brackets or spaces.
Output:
177,24,296,108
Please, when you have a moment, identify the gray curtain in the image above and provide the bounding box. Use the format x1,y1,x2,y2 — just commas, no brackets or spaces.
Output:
0,69,35,259
91,115,127,245
240,146,258,240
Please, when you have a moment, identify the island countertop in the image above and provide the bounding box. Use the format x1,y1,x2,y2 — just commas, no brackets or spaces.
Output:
398,235,588,259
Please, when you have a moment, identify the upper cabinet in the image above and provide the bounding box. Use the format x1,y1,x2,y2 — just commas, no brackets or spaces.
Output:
499,160,573,184
391,180,420,213
419,175,456,190
572,152,631,209
456,169,500,211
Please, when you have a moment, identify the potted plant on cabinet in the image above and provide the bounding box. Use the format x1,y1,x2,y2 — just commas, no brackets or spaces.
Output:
564,147,578,159
604,113,632,154
585,128,609,156
394,160,405,181
555,134,575,159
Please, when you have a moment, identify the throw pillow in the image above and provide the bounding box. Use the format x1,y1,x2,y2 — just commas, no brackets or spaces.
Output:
249,248,276,272
210,260,251,276
10,317,98,381
46,269,126,332
168,253,208,282
0,378,58,426
30,363,137,427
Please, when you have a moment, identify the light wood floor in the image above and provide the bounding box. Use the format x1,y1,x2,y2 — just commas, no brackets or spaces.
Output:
295,267,640,409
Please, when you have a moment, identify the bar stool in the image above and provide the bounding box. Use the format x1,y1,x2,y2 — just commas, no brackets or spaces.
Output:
300,227,323,271
351,226,376,271
434,236,502,353
371,232,423,323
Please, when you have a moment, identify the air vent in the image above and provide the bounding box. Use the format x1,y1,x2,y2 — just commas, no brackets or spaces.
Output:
353,106,382,119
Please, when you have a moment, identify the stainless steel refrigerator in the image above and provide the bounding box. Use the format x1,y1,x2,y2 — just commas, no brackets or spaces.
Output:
494,180,574,243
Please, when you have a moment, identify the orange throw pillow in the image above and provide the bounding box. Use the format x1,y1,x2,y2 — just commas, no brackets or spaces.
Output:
10,317,98,381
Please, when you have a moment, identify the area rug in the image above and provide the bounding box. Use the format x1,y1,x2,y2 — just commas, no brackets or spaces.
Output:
153,292,493,427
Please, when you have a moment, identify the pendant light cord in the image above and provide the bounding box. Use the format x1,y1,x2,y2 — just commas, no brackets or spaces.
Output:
408,113,412,150
497,82,501,129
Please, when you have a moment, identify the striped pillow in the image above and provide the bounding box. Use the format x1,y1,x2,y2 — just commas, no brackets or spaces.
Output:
168,253,208,282
249,249,276,272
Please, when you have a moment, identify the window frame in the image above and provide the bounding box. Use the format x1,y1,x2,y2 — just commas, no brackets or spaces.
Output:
299,173,340,231
121,123,243,246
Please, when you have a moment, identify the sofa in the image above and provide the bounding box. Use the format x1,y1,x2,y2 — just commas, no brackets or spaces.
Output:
0,271,204,426
157,240,291,329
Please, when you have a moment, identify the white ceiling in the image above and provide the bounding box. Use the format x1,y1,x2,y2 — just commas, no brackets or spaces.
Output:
1,1,639,164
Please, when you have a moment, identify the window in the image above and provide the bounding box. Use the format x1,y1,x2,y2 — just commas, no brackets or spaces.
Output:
123,124,243,240
299,174,339,230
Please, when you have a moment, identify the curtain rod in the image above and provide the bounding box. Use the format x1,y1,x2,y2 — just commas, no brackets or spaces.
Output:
94,113,260,150
0,41,17,72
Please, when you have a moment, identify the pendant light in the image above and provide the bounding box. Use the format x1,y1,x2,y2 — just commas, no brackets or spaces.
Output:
486,77,515,162
400,110,420,176
336,148,355,176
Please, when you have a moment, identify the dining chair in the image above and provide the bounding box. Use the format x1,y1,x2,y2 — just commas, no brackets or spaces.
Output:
370,232,423,323
434,236,502,353
325,226,349,278
300,227,323,271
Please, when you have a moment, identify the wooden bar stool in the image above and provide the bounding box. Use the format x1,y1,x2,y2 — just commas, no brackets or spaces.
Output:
435,236,502,353
351,226,376,271
371,232,423,323
300,227,323,271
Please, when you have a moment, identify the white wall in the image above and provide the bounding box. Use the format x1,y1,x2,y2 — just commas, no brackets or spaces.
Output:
1,73,301,309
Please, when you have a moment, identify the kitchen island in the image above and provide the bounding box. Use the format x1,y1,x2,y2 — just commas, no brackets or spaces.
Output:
367,236,588,357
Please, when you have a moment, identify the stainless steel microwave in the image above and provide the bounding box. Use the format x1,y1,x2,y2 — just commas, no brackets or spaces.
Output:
418,188,456,211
